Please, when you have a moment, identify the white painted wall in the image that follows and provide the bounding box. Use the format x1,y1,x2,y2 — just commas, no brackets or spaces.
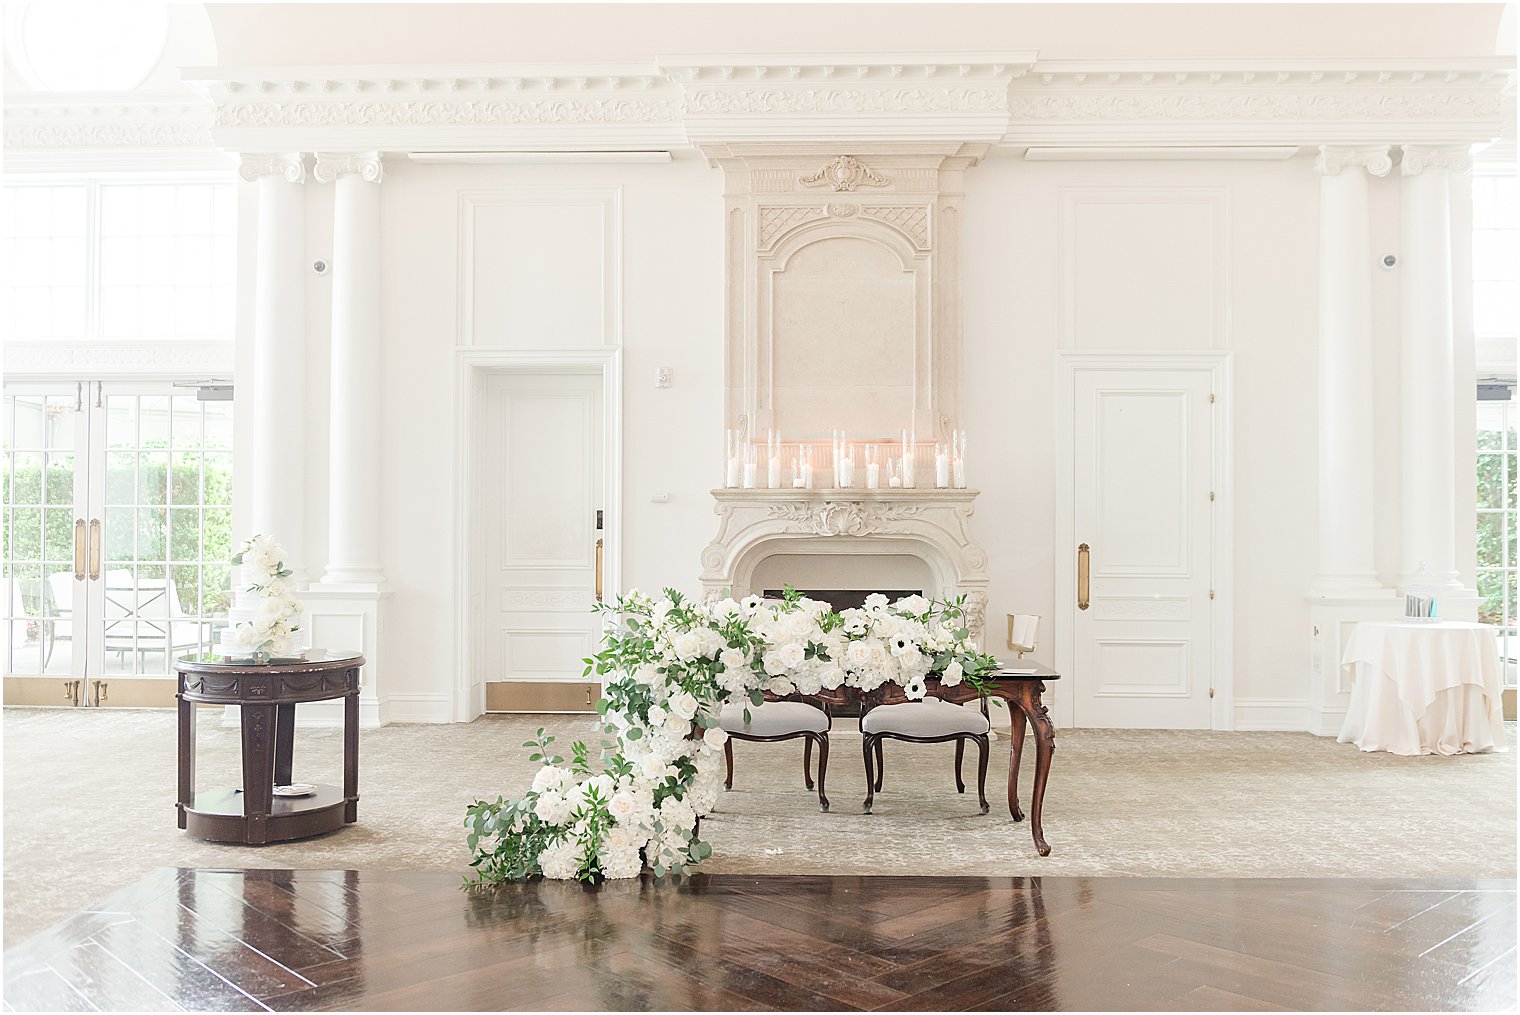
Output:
264,145,1432,721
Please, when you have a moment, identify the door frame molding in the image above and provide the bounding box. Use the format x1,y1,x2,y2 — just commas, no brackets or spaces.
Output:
451,348,622,723
1053,350,1234,730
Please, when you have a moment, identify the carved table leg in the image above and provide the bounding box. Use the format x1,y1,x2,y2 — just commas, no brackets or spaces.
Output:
1024,682,1056,857
803,736,814,790
241,704,277,845
954,738,966,793
1007,698,1027,823
273,703,296,786
177,689,195,829
343,690,359,824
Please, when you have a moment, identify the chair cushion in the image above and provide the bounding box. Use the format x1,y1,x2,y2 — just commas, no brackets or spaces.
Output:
718,700,829,737
862,700,991,738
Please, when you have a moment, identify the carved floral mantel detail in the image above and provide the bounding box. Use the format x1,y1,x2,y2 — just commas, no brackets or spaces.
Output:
799,155,891,191
701,489,991,647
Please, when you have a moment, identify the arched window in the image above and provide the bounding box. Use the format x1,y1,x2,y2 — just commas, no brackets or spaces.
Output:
8,2,170,92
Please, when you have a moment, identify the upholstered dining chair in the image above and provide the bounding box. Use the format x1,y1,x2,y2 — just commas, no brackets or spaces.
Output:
860,697,990,815
718,697,832,811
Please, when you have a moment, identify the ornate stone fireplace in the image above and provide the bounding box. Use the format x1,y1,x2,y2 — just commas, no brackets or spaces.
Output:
700,488,990,645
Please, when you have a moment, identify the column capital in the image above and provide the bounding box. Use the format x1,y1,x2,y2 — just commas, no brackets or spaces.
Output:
1315,145,1393,178
313,151,384,184
1400,144,1474,177
238,152,308,184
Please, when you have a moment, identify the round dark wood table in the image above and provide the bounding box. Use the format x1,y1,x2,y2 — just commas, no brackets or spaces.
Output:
176,650,363,845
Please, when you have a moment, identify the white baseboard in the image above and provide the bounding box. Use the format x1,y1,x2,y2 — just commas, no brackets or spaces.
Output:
386,694,452,724
1307,705,1348,738
1233,697,1311,731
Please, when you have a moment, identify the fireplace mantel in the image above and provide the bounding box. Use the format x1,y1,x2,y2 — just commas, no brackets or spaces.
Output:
700,487,990,646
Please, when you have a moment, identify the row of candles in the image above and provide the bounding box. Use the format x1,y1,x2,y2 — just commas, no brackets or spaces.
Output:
723,429,969,490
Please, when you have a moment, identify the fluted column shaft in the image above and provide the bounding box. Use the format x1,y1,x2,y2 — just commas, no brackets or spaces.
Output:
1312,146,1391,596
1399,144,1473,591
241,153,309,585
314,153,386,586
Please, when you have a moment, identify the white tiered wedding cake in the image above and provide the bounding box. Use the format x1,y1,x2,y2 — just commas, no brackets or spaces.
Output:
217,534,308,660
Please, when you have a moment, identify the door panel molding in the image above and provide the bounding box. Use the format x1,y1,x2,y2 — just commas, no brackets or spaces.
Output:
1054,351,1233,730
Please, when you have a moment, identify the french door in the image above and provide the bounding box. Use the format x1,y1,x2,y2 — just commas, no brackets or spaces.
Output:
3,382,233,706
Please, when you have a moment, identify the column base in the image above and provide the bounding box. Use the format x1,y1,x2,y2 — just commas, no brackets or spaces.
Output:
319,565,388,589
297,583,393,727
1305,594,1404,737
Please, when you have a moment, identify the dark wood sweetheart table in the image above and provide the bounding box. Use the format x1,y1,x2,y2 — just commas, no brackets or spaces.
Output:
811,664,1060,856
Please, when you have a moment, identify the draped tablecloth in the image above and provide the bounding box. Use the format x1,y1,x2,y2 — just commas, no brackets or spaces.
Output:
1338,621,1508,756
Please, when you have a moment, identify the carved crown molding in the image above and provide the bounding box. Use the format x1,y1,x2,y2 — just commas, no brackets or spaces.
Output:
237,152,308,183
1314,144,1393,177
1003,60,1511,146
168,56,1520,153
313,151,384,183
3,93,215,149
1400,143,1475,176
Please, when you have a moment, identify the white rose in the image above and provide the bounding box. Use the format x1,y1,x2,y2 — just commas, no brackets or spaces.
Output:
778,642,806,669
532,765,564,792
670,690,699,721
703,726,728,749
608,791,639,823
720,647,747,672
647,704,667,726
672,632,703,661
943,660,965,686
639,753,668,779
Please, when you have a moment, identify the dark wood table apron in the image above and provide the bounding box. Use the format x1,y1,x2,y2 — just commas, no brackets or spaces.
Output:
176,651,364,845
815,664,1060,857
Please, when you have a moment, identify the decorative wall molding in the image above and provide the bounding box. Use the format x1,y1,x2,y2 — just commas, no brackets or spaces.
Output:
313,150,384,183
8,57,1513,160
2,340,235,378
799,155,891,191
1314,144,1393,177
1003,60,1510,147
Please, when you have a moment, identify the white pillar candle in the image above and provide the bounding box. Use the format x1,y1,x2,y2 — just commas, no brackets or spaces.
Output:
952,458,966,489
866,461,880,489
838,457,854,488
767,456,781,489
742,460,757,489
934,446,949,488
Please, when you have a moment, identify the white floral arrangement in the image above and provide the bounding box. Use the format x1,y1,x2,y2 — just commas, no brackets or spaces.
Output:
219,533,303,660
465,587,997,884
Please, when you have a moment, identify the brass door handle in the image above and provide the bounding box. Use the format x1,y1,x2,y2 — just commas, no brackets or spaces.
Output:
88,518,102,580
74,518,86,580
1077,542,1090,611
594,538,604,602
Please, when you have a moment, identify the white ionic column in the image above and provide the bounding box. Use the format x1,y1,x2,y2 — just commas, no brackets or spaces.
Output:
239,153,310,586
1399,144,1474,593
1311,145,1393,597
313,152,386,587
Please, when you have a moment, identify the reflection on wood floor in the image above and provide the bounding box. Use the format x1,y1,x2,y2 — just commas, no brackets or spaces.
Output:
3,868,1514,1011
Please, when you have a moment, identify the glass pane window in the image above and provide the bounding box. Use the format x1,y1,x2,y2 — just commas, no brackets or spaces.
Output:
2,179,236,345
1473,172,1519,340
1476,397,1518,688
0,186,89,341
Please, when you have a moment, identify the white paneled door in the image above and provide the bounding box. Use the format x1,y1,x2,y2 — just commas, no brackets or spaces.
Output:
1071,366,1218,728
481,371,605,709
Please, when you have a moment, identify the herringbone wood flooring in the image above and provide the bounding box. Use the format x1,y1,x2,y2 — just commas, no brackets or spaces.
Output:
3,869,1514,1011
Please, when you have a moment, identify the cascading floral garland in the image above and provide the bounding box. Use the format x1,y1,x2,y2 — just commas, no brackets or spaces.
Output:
464,587,999,884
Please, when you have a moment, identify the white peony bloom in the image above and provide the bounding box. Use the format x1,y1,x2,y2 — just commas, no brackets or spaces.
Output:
532,765,565,793
896,594,930,615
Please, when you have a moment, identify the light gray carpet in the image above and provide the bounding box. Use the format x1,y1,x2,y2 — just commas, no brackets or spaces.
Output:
3,707,1514,948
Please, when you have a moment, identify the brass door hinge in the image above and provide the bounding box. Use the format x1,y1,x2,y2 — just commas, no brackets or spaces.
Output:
1209,490,1215,502
1209,393,1216,404
1209,687,1216,699
1209,589,1216,600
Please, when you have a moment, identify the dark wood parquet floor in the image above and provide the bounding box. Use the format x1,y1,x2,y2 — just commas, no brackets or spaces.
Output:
2,869,1514,1012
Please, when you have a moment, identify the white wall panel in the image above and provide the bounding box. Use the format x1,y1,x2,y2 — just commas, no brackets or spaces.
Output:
1059,187,1230,351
